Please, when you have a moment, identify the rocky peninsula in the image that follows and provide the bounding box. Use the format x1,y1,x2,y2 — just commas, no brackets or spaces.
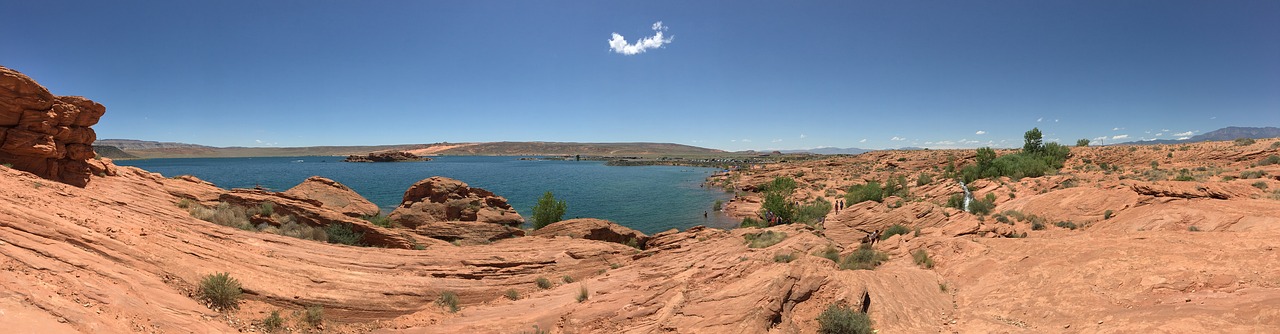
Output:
341,151,429,162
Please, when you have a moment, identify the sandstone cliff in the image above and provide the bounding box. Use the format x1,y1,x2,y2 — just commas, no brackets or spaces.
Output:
0,66,107,187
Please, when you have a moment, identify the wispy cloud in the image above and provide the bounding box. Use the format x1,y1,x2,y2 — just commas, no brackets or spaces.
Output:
975,130,986,135
1037,117,1044,122
608,21,674,55
1177,136,1191,140
1112,127,1124,131
859,139,867,143
1173,131,1193,136
741,139,752,142
1093,136,1107,141
799,134,807,139
891,136,906,141
1112,134,1129,140
771,139,783,143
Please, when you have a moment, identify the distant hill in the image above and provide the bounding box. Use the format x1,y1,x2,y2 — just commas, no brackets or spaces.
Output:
91,145,139,159
1117,126,1280,145
99,140,728,159
779,147,871,155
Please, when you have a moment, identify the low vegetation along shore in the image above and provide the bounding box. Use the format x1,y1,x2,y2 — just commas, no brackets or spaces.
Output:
4,66,1280,333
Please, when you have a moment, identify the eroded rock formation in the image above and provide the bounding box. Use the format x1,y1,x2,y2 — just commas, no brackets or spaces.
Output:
531,218,648,247
343,151,429,162
283,176,381,217
0,66,106,187
388,176,525,227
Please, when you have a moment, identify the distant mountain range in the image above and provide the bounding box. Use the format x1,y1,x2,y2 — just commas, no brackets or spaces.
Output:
92,140,729,159
778,147,872,155
1116,126,1280,145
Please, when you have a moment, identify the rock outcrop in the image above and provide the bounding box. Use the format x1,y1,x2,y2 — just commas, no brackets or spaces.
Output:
531,218,648,247
0,66,106,187
388,176,524,227
342,151,429,162
283,176,381,217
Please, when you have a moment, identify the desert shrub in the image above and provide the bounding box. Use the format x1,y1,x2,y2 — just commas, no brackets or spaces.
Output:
916,172,933,186
774,252,798,263
1002,210,1026,221
744,231,787,248
505,289,521,301
994,214,1011,224
531,191,567,229
438,291,460,312
0,163,11,168
258,201,275,216
880,224,910,240
817,303,873,334
1259,155,1280,166
1104,210,1114,220
839,243,888,270
883,174,909,198
1272,141,1280,149
1242,170,1266,179
1235,138,1256,146
757,176,798,194
276,221,327,241
362,213,394,228
325,223,366,246
968,198,995,215
845,182,884,204
576,285,589,303
815,246,841,263
524,325,551,334
199,272,242,311
262,310,284,332
1076,138,1090,147
912,249,934,269
1055,221,1078,230
945,194,965,209
961,129,1070,183
1254,181,1269,190
794,198,832,226
1174,169,1195,181
1188,226,1201,232
713,200,723,211
304,305,324,327
740,217,768,228
197,202,251,230
536,277,553,289
176,198,195,209
562,275,575,283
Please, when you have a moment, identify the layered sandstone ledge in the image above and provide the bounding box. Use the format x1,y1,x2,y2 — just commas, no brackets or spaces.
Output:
0,66,108,187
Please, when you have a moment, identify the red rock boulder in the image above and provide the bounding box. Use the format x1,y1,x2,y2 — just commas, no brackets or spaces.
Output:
283,176,381,217
0,66,105,187
531,218,648,247
388,176,524,227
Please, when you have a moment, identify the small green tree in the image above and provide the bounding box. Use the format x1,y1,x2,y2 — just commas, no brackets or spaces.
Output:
1076,138,1090,147
532,191,567,229
1023,127,1044,154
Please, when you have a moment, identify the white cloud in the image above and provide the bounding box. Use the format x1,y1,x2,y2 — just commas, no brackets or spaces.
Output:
890,136,906,141
1046,138,1060,142
1155,133,1163,137
975,130,986,135
1161,129,1170,132
799,134,807,139
1054,119,1059,122
859,139,867,143
1112,127,1124,131
1173,131,1193,136
1037,117,1044,122
1210,116,1217,120
741,139,752,142
771,139,783,143
1093,136,1107,141
936,140,955,145
1177,136,1191,140
608,21,674,55
1112,134,1129,140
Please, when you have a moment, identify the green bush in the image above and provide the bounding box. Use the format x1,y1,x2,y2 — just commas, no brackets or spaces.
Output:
362,213,394,228
1254,181,1269,190
1235,138,1256,146
839,243,888,270
960,128,1071,183
1055,221,1078,230
945,194,965,209
304,305,324,327
968,197,995,215
1242,170,1266,179
1104,210,1114,220
199,272,242,311
505,289,521,301
817,303,872,334
258,201,275,216
740,217,768,228
536,277,553,289
1259,155,1280,166
562,275,575,283
262,310,283,332
994,214,1011,224
1188,225,1201,232
757,176,798,194
744,231,787,248
761,191,797,224
325,223,366,246
794,198,832,226
713,200,723,211
912,249,934,269
880,224,910,240
844,182,884,204
773,252,798,263
916,172,933,186
438,291,460,312
815,246,840,263
531,191,567,229
1076,138,1090,147
576,285,589,303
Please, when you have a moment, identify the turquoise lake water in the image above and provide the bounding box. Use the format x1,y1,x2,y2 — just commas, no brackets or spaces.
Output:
116,156,739,234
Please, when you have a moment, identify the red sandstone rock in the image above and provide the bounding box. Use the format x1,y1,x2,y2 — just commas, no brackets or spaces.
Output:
283,176,381,217
531,218,648,247
388,176,524,227
0,66,103,187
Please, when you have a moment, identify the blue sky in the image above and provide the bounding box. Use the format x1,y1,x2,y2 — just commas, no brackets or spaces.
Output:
3,1,1277,151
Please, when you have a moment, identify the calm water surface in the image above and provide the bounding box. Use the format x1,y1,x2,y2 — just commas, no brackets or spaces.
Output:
117,156,738,234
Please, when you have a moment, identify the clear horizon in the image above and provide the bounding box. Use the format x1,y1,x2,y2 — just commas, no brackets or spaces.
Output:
4,1,1277,150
